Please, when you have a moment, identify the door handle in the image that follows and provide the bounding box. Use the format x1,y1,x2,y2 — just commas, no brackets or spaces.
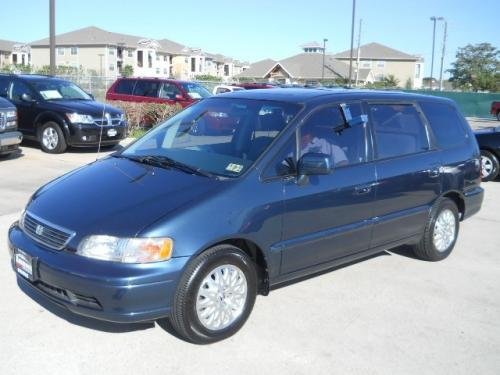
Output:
427,168,440,178
354,184,374,195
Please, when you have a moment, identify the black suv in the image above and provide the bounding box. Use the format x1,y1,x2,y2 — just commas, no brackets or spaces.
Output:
0,97,22,157
0,74,127,153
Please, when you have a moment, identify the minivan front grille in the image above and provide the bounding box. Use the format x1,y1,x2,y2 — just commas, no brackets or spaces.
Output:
0,112,5,130
22,212,75,250
94,115,122,126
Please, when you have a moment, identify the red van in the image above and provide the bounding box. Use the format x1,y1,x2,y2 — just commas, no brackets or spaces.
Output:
106,78,212,108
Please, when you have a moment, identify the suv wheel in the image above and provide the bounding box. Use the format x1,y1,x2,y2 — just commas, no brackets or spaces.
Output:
480,150,499,181
411,198,459,261
39,121,67,154
167,245,257,344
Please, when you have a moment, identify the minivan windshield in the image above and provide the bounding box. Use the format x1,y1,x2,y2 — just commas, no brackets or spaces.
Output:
120,98,302,177
180,82,212,99
31,80,92,101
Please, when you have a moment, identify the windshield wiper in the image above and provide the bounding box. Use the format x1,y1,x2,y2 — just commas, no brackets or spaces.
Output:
116,154,214,178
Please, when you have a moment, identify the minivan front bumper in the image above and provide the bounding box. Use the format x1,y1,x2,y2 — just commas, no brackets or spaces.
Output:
8,224,188,323
67,123,127,147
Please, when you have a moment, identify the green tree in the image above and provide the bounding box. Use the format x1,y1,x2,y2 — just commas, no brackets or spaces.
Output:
122,65,134,77
448,43,499,91
405,78,413,89
383,74,400,88
194,74,222,82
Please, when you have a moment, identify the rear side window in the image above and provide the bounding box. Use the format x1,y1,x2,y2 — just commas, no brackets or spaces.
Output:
114,79,135,95
419,101,467,149
369,103,429,159
132,80,160,97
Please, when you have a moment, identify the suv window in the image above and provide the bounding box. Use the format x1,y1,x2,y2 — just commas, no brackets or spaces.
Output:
133,80,160,97
159,82,182,99
115,79,136,95
10,80,33,102
263,137,297,179
299,102,367,167
419,101,467,149
0,77,10,98
369,103,429,159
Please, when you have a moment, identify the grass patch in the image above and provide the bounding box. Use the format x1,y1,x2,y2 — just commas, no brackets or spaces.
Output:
130,128,149,139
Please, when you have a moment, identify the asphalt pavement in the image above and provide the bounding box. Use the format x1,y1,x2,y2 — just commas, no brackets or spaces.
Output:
0,134,499,375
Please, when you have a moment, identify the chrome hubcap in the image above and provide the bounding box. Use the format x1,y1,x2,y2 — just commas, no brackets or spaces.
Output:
196,264,248,331
433,209,456,252
481,155,493,178
42,127,59,150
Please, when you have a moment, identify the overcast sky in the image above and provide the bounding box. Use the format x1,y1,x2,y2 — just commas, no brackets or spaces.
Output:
1,0,498,77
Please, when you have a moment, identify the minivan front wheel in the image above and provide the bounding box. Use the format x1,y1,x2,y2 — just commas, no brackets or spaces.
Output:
411,198,459,261
168,245,257,344
39,122,67,154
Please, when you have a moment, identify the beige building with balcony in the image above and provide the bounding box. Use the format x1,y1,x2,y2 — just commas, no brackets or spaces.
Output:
333,42,424,88
0,39,30,68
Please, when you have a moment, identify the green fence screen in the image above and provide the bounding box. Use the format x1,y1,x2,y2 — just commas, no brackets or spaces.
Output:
404,90,500,118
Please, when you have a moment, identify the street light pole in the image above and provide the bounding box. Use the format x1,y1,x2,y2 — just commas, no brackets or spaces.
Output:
429,16,443,90
322,38,328,81
438,20,447,91
49,0,56,75
348,0,356,87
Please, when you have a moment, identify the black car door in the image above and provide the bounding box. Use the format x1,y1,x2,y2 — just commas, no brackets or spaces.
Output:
9,79,39,136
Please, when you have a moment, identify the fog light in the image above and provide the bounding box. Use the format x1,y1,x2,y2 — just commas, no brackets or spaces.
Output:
82,136,88,141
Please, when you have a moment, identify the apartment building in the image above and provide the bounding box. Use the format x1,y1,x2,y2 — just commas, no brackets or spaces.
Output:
333,42,424,88
0,39,30,68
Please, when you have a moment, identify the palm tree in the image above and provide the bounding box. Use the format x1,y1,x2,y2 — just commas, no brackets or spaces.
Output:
384,74,400,88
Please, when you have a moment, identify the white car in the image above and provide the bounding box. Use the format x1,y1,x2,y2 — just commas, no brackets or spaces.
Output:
212,85,245,95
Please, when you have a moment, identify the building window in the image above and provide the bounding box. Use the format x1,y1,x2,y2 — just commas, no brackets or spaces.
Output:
361,61,372,68
109,48,115,56
71,47,78,55
156,55,160,61
376,60,385,68
128,50,133,57
224,64,230,76
57,48,65,56
156,68,160,74
191,57,196,72
109,64,115,71
415,64,421,79
137,50,143,67
163,68,168,74
148,51,153,68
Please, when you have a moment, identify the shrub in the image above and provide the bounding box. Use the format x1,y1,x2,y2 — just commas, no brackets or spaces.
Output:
107,101,182,134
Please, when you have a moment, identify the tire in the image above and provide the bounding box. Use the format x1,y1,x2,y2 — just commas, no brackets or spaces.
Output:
411,198,459,261
167,245,257,344
39,121,67,154
480,150,499,182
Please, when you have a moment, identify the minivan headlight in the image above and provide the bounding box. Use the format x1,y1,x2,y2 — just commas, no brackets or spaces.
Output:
77,235,173,263
66,113,94,124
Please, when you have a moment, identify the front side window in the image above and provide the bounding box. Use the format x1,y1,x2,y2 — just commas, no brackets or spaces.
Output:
369,103,430,159
10,80,33,101
299,102,367,167
159,83,182,99
121,98,302,177
30,80,91,101
133,80,159,97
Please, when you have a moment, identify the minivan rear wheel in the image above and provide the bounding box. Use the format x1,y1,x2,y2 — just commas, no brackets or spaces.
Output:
39,121,67,154
167,245,257,344
411,198,459,261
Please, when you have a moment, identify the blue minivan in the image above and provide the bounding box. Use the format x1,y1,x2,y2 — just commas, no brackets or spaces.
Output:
9,89,484,343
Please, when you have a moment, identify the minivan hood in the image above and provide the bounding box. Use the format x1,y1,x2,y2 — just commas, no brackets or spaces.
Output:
26,157,222,241
42,100,122,117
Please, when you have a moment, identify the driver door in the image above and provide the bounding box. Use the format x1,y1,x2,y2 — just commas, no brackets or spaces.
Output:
280,102,377,274
9,79,38,136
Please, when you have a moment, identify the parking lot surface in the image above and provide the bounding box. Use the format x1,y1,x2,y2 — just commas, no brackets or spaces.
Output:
1,139,499,375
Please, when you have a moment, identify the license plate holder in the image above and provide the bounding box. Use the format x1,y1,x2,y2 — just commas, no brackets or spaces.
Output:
107,128,118,137
15,249,37,281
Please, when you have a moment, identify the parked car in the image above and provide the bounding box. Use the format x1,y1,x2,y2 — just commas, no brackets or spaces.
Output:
0,97,22,157
212,85,245,95
491,101,500,121
9,89,483,344
234,82,277,90
106,77,212,108
475,125,500,181
0,74,127,153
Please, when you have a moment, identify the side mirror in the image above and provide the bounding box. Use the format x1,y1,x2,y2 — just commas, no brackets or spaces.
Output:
298,152,332,176
21,93,34,102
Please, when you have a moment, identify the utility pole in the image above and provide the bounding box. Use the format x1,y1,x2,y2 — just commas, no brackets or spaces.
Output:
355,19,362,87
348,0,356,87
438,20,447,91
429,16,443,90
49,0,56,75
322,38,328,81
